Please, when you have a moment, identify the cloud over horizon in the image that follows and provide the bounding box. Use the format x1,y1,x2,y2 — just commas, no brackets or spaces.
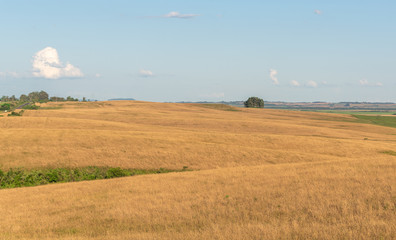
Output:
32,47,83,79
290,80,300,86
359,79,383,87
359,79,369,85
163,11,200,19
314,9,322,15
269,69,279,85
139,69,154,77
306,80,318,87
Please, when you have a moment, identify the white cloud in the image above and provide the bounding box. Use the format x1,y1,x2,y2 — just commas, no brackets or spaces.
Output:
359,79,383,87
163,11,200,19
359,79,369,85
32,47,83,79
139,69,154,77
290,80,300,86
307,80,318,87
314,9,322,15
269,69,279,85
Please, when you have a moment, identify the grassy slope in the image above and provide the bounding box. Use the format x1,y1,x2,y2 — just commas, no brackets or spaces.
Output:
353,114,396,128
0,101,395,239
314,110,396,115
304,109,396,128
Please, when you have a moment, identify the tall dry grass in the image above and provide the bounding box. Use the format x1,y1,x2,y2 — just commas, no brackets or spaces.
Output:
0,101,395,239
0,101,395,170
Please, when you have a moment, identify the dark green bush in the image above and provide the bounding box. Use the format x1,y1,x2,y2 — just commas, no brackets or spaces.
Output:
8,111,23,117
244,97,264,108
106,167,129,178
0,103,11,111
45,169,60,182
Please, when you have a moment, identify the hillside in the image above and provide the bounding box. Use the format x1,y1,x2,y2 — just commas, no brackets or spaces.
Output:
0,101,395,239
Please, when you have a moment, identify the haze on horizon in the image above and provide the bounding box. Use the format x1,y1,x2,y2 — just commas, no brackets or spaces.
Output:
0,1,395,103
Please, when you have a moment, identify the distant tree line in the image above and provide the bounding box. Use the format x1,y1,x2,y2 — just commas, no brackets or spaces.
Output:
0,91,86,103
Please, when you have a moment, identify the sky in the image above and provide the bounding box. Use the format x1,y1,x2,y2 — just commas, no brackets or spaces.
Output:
0,0,395,102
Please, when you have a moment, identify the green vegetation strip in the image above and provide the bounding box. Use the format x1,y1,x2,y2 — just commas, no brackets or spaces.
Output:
303,110,396,129
381,150,396,156
314,110,396,115
353,115,396,128
0,166,190,189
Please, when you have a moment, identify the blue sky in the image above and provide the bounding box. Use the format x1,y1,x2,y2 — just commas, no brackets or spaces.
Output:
0,0,395,102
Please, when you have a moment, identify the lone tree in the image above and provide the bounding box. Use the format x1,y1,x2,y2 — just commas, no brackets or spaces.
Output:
244,97,264,108
20,94,29,102
38,91,49,102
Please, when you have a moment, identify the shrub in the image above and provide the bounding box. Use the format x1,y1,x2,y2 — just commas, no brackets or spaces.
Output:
8,111,23,117
45,169,60,183
244,97,264,108
0,103,11,111
106,167,129,179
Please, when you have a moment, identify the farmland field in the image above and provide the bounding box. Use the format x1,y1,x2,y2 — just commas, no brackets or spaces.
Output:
0,101,395,239
311,109,396,115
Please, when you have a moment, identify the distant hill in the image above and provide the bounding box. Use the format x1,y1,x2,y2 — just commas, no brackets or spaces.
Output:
178,101,396,110
177,101,245,107
108,98,135,101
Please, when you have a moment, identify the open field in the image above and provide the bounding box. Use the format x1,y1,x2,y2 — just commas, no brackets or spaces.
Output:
312,110,396,115
0,101,395,239
264,101,396,111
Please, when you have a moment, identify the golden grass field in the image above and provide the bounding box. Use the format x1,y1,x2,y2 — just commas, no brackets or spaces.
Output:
0,101,395,239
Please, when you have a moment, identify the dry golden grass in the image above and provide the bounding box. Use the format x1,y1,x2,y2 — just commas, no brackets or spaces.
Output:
0,101,395,239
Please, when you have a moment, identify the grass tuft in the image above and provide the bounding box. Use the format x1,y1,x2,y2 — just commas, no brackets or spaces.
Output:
380,150,396,156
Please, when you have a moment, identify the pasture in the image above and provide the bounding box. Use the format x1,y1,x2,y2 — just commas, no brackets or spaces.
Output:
0,101,395,239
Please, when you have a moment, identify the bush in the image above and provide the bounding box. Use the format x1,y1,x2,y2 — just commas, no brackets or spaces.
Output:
22,104,39,110
45,169,60,182
0,103,11,111
244,97,264,108
8,111,23,117
106,167,129,179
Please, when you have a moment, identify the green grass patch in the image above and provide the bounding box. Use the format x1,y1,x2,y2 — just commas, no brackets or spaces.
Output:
308,110,396,115
22,104,40,110
315,110,396,115
0,166,191,189
352,115,396,128
300,109,396,128
381,150,396,156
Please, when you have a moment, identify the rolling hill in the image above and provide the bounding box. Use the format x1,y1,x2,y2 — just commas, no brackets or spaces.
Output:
0,101,395,239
